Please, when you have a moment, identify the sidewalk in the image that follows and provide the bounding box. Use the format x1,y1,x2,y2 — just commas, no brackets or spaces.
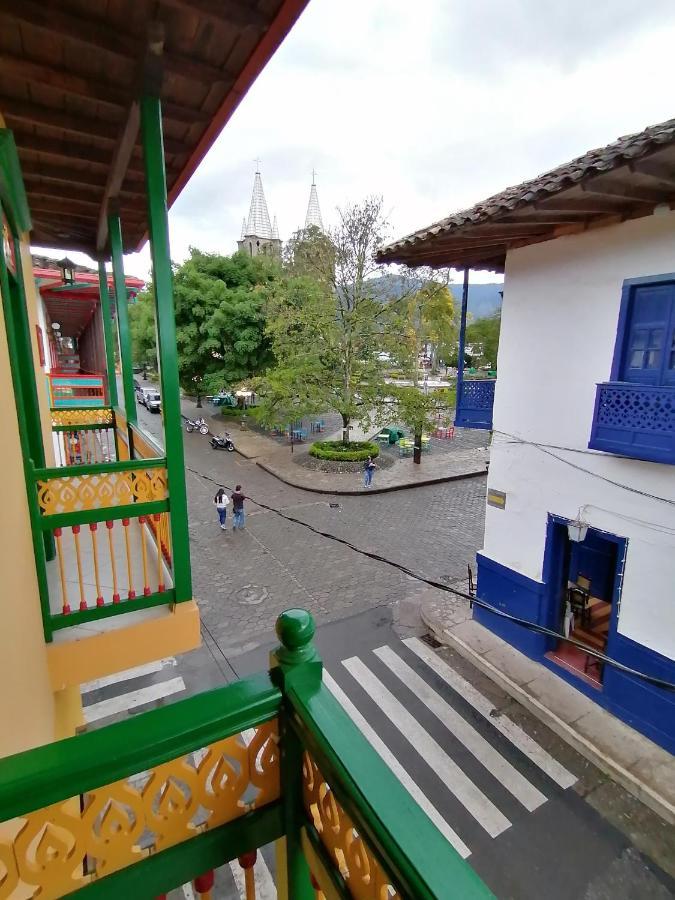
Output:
187,401,488,494
421,588,675,825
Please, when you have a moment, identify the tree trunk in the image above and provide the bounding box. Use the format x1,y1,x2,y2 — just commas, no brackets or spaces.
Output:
430,344,438,375
341,413,350,444
413,429,422,464
196,391,202,409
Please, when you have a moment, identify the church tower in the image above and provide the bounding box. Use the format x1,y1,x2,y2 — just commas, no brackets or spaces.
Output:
237,165,282,257
304,170,323,231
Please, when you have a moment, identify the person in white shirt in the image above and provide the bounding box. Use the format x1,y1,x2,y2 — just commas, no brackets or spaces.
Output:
213,488,230,530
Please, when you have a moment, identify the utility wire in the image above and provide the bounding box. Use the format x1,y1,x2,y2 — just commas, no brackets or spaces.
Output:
187,464,675,693
493,430,675,507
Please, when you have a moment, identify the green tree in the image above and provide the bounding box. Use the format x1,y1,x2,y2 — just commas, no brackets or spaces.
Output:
172,248,277,406
387,276,457,381
466,312,501,369
259,197,395,442
129,289,157,375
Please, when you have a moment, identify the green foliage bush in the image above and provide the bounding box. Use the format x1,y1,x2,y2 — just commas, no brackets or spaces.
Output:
309,440,380,462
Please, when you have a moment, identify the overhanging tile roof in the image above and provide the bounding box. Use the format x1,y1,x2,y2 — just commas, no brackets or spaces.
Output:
378,117,675,271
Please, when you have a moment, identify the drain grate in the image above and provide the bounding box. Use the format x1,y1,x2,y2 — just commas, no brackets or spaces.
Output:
329,502,340,509
421,633,442,649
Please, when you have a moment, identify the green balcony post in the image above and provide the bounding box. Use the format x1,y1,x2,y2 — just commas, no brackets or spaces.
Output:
97,259,119,410
140,94,192,602
109,214,137,427
272,609,321,900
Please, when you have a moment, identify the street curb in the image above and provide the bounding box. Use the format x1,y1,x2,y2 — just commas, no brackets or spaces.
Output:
254,460,488,495
421,608,675,825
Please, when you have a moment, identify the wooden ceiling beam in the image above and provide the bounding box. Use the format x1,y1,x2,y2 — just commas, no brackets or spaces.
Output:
628,159,675,186
0,52,209,125
580,180,669,204
97,102,141,252
0,0,233,86
534,197,635,214
157,0,268,30
495,211,589,224
13,133,147,179
3,98,188,155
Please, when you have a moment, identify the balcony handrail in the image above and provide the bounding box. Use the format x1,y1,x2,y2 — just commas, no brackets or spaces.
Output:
287,678,491,900
0,671,281,820
32,456,167,480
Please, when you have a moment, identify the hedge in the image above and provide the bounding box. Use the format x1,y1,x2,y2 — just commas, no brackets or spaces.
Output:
309,440,380,462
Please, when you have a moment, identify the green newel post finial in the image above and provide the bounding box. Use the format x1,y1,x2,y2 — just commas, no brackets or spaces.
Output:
275,609,318,666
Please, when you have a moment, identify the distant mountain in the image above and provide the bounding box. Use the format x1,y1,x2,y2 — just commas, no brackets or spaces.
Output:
464,283,503,319
366,273,503,320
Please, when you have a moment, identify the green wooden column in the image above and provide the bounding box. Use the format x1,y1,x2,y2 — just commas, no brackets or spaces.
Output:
140,94,192,603
109,214,136,425
97,259,118,409
271,610,319,900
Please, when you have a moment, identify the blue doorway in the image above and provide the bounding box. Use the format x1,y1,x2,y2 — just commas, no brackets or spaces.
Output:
544,519,624,689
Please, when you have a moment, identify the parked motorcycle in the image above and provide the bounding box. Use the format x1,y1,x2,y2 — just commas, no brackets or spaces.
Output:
210,432,235,452
185,417,209,435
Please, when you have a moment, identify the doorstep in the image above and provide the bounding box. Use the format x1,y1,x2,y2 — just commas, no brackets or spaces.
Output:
421,596,675,826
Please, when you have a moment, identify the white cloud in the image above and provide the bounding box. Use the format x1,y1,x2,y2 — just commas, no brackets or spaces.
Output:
34,0,675,287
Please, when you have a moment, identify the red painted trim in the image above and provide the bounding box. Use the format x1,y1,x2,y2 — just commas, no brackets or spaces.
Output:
135,0,310,251
34,268,144,290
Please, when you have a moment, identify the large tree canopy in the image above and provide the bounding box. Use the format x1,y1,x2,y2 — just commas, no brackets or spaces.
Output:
257,197,396,441
466,312,501,369
132,248,279,402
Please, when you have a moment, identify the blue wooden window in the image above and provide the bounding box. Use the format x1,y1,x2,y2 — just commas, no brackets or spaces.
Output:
618,281,675,387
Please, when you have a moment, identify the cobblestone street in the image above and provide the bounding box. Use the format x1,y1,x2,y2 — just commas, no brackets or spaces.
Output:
181,424,487,657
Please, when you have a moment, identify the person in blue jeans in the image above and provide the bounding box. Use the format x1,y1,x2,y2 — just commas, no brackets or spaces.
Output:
232,484,246,529
363,456,377,488
213,488,229,530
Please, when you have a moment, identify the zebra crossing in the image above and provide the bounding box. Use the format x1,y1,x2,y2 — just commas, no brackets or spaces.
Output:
82,636,578,897
81,657,186,726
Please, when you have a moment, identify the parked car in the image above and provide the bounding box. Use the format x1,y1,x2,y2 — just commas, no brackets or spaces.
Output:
139,387,161,413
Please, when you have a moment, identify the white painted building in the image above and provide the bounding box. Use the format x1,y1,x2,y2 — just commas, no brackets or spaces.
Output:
379,117,675,753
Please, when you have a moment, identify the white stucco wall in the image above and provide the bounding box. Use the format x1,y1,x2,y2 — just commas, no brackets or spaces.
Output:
484,210,675,660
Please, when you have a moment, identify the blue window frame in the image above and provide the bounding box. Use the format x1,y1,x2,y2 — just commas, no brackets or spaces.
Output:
589,273,675,464
612,276,675,387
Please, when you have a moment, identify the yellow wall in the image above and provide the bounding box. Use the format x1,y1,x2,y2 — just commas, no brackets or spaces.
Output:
0,271,55,757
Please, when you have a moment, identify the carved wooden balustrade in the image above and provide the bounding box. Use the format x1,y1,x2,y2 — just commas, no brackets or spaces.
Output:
0,611,493,900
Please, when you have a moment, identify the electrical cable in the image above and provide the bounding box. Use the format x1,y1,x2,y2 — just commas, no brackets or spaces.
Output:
187,464,675,693
493,430,675,507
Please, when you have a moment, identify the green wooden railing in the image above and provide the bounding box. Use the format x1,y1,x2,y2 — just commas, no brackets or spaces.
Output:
0,611,493,900
32,408,185,641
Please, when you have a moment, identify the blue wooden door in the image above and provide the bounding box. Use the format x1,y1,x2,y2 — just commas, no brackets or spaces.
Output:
621,282,675,387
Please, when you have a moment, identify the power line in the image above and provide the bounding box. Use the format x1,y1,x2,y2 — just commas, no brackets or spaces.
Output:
493,431,675,507
188,465,675,692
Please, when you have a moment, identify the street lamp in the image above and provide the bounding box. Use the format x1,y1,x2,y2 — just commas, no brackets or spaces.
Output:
58,257,75,285
567,515,588,543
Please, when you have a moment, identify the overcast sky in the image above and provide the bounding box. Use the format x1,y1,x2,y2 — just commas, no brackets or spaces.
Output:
36,0,675,284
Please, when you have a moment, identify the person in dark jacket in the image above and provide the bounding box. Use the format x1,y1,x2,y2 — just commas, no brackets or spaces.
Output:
232,484,246,529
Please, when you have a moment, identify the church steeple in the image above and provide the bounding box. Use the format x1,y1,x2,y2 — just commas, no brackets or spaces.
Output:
304,169,323,231
237,162,282,257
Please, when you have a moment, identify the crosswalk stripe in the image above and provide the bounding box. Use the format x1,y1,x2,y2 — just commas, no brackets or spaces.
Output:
324,670,471,858
342,656,510,838
403,638,577,789
81,657,177,694
83,676,186,724
374,646,547,812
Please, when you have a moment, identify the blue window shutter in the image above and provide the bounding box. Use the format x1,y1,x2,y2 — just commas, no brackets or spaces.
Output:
620,283,675,386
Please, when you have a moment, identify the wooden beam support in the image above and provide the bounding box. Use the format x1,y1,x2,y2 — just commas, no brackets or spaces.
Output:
0,0,233,87
498,211,591,224
21,163,146,201
580,180,668,203
628,158,675,186
97,102,142,252
157,0,268,30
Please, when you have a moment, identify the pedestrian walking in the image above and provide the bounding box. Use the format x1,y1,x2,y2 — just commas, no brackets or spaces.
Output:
232,484,246,529
213,488,230,530
363,456,377,488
